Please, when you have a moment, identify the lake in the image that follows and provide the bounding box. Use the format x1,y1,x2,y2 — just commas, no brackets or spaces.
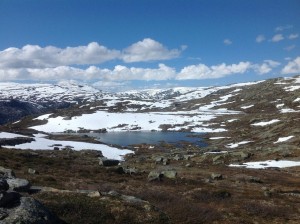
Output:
83,131,207,148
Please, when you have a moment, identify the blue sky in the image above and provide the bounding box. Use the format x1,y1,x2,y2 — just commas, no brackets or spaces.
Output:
0,0,299,91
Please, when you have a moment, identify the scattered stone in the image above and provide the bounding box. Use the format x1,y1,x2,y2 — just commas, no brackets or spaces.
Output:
161,170,177,179
212,155,224,164
183,155,192,160
231,151,251,160
211,173,223,180
0,167,15,179
123,166,138,175
99,157,120,166
173,154,184,161
87,191,101,198
28,168,37,175
148,171,163,181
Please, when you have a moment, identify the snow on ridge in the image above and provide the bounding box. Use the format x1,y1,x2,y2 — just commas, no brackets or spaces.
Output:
241,105,254,109
251,119,280,127
280,108,298,113
274,136,294,144
226,141,252,149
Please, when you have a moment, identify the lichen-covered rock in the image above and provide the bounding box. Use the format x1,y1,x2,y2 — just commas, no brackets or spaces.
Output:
161,170,177,179
211,173,223,180
148,171,163,181
7,178,31,192
0,167,15,179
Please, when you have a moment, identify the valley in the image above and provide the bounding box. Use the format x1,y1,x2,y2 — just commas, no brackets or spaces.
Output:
0,75,300,223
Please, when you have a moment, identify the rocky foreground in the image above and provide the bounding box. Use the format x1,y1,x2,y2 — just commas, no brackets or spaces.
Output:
0,75,299,223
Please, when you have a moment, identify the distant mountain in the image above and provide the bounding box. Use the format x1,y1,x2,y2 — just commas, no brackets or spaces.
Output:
0,75,299,127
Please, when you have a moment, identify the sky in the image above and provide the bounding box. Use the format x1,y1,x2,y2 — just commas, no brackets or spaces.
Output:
0,0,300,91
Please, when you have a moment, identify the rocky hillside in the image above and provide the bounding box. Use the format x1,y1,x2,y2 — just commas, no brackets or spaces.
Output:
0,81,104,124
0,75,300,223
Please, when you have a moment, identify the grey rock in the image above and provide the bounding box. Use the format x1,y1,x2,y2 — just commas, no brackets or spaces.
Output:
0,179,9,192
0,207,8,220
161,170,177,179
212,155,224,164
28,168,37,175
173,154,184,161
7,178,31,192
3,197,63,223
183,155,192,160
211,173,223,180
0,191,21,208
148,171,163,181
154,156,170,165
99,157,120,166
231,151,250,160
123,167,138,175
0,167,15,179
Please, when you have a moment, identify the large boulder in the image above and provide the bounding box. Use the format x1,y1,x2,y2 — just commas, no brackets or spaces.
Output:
2,197,64,224
99,157,120,166
0,191,21,208
7,178,31,192
0,166,63,224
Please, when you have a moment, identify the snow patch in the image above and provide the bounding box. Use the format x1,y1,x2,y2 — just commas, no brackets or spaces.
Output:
3,134,133,160
226,141,252,149
251,119,280,126
241,105,254,109
274,136,294,144
229,160,300,169
0,132,28,138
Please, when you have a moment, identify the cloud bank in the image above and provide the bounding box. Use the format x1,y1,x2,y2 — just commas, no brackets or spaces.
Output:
0,41,298,86
0,39,183,69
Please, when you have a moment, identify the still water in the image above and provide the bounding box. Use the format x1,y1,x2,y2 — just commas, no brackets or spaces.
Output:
84,132,207,147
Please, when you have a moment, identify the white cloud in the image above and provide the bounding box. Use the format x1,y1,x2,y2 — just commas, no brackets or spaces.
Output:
176,61,251,80
0,39,184,69
271,34,284,42
252,60,280,75
284,45,296,51
275,25,293,32
281,57,300,74
104,64,176,81
288,33,299,39
122,38,183,62
0,64,177,82
256,35,265,43
223,39,232,45
0,43,121,69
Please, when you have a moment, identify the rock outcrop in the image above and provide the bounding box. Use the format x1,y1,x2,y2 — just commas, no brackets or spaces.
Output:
0,166,63,224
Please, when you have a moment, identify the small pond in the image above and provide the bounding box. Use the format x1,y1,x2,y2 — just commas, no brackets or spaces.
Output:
82,131,207,148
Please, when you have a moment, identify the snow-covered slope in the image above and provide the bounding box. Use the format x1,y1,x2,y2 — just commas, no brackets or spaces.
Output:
0,81,104,104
